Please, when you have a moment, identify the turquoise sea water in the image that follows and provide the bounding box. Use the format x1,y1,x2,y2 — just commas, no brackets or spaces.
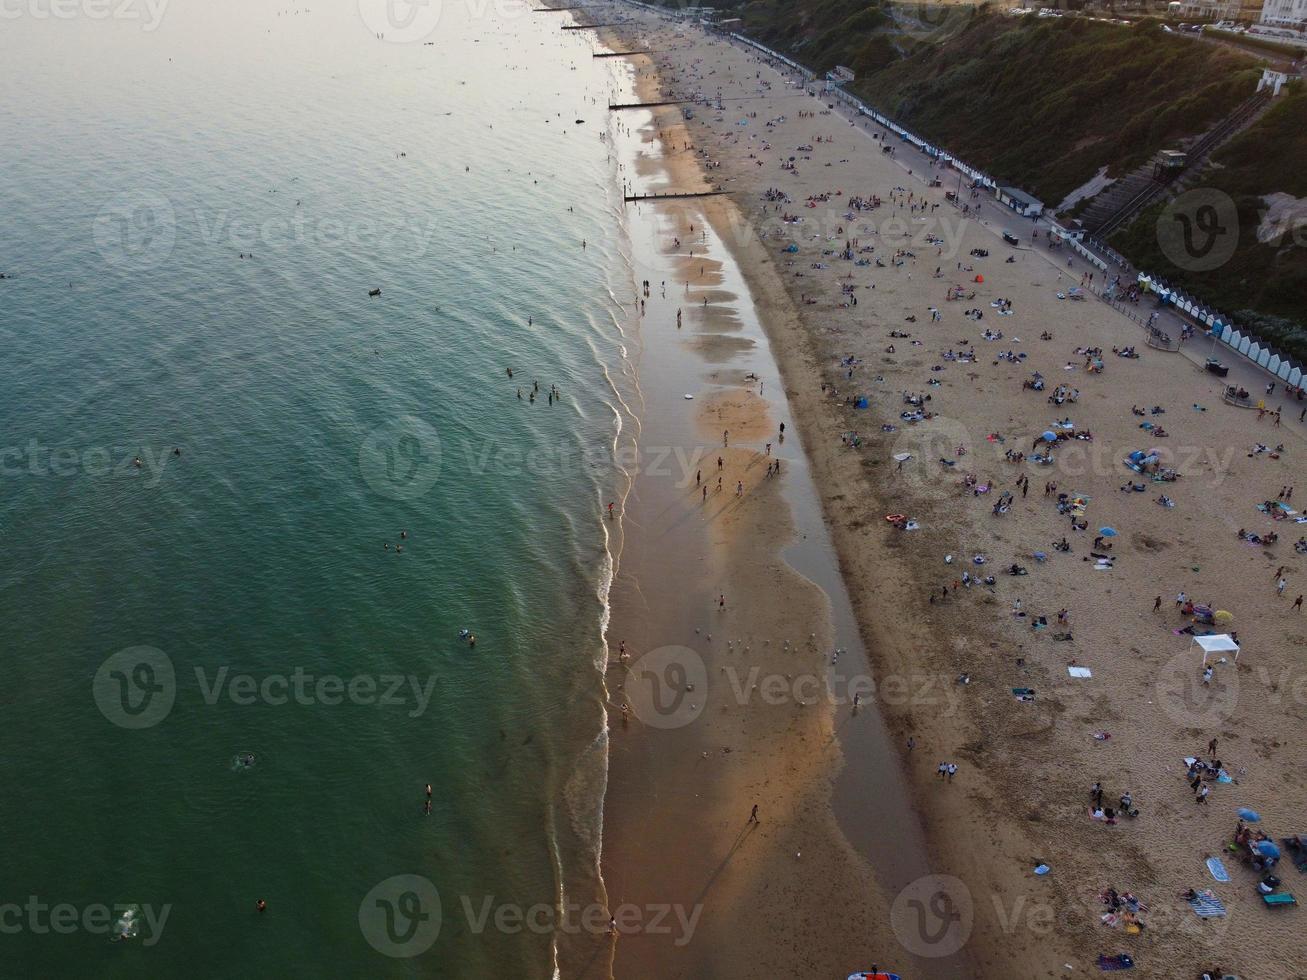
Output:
1,3,635,975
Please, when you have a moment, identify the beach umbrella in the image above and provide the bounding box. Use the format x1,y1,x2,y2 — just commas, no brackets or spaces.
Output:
1237,807,1261,822
1255,840,1281,859
1098,527,1118,537
1214,610,1234,624
1041,431,1058,442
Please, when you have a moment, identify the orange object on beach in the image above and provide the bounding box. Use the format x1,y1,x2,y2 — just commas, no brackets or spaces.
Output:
885,513,906,523
975,274,984,283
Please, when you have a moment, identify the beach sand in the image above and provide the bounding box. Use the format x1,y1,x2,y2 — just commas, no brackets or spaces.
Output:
582,6,1307,979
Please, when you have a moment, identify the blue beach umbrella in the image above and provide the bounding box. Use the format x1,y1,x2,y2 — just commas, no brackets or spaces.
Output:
1237,807,1261,823
1256,840,1281,859
1099,527,1118,537
1041,430,1057,442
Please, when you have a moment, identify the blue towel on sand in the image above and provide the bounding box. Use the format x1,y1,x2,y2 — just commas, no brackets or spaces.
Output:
1188,891,1226,917
1097,953,1134,971
1206,856,1230,882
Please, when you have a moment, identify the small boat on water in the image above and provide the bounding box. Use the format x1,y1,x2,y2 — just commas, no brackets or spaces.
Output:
368,288,381,297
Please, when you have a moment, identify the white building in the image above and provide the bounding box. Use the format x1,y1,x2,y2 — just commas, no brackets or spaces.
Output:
1262,0,1307,28
1175,0,1240,19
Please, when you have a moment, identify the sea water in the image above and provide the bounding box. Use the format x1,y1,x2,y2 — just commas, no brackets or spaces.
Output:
0,2,636,975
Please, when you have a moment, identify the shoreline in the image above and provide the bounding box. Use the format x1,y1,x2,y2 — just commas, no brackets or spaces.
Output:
586,13,957,980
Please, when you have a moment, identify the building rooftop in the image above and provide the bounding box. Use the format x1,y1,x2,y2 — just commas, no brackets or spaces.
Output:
999,185,1045,209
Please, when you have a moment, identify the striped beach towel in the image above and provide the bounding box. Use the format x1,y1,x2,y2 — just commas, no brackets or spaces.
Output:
1188,891,1227,918
1206,856,1230,882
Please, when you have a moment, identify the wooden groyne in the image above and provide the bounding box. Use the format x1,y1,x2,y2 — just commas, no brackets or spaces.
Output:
594,49,653,57
624,190,726,202
609,99,688,110
562,22,629,29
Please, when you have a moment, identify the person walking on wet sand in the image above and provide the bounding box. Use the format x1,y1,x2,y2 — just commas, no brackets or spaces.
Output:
749,803,759,824
719,594,726,610
723,429,729,447
1153,595,1162,613
1295,594,1304,612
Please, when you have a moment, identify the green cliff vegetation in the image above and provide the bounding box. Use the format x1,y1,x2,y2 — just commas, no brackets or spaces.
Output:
850,15,1259,205
1111,85,1307,361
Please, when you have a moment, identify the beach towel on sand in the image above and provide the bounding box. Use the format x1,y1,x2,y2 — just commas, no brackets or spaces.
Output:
1097,953,1134,970
1188,890,1226,917
1206,856,1230,882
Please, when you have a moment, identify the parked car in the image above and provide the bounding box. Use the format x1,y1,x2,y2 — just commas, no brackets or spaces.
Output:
1002,231,1019,246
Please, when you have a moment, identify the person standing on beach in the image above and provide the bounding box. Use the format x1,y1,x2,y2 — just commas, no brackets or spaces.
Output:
1153,596,1162,612
719,594,725,610
723,430,729,447
1278,577,1288,596
1295,594,1304,612
749,803,758,823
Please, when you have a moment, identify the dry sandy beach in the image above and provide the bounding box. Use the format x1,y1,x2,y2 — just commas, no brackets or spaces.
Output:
578,5,1307,979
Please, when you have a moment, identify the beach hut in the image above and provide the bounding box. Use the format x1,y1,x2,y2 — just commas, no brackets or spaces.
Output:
1193,633,1240,664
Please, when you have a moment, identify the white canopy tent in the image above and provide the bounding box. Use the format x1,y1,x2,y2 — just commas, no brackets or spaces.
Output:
1192,634,1240,664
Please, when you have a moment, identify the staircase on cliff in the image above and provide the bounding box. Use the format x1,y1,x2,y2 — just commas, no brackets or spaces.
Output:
1080,90,1271,240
